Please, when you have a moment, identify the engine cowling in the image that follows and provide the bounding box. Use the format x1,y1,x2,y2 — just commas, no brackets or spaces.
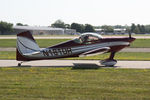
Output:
100,59,117,67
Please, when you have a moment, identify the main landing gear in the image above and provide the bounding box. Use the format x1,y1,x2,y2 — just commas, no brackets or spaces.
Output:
100,52,117,67
18,62,24,67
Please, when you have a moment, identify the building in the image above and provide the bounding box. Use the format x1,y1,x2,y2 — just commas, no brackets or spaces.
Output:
113,28,126,34
11,26,76,35
95,28,127,35
95,29,103,34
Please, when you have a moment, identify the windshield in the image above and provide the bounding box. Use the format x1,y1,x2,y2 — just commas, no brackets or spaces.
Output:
74,33,103,44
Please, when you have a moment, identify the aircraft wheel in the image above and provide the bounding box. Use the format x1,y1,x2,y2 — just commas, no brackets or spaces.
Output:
100,59,117,67
18,63,21,67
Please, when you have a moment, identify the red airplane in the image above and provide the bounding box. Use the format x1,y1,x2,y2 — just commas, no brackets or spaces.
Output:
16,31,135,66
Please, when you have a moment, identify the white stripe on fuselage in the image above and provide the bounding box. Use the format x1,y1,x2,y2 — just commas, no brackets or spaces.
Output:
72,41,129,53
41,41,129,57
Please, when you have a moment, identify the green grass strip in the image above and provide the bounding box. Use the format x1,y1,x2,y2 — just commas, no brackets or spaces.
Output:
0,39,150,48
0,39,70,48
0,68,150,100
130,39,150,48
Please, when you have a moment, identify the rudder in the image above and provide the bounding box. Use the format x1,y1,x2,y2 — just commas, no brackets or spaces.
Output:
16,31,40,61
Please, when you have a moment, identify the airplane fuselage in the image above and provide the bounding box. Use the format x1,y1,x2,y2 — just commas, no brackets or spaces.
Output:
24,37,135,60
16,31,136,66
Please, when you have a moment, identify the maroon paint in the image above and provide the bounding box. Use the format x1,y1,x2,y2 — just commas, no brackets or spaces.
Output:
16,31,136,61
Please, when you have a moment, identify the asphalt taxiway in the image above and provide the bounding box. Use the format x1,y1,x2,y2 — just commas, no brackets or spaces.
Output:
0,60,150,69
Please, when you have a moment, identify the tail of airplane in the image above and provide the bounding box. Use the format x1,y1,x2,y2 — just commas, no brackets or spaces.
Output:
16,31,40,61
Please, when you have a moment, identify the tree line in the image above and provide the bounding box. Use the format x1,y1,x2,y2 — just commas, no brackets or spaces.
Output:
51,20,150,34
0,21,28,34
1,20,150,34
51,20,95,33
0,21,13,34
130,23,149,34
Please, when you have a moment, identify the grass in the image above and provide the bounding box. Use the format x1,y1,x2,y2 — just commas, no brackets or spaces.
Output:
1,51,150,61
0,51,16,60
0,39,150,48
0,39,70,48
67,52,150,61
130,39,150,48
0,68,150,100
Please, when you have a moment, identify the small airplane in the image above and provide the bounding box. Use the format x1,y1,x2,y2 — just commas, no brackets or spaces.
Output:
16,31,135,66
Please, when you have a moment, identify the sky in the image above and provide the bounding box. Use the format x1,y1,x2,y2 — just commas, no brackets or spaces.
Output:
1,0,150,26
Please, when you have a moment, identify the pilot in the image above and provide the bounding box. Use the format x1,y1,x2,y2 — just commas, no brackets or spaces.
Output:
82,35,89,44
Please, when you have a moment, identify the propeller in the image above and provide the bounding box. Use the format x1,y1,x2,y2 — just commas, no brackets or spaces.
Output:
129,31,131,38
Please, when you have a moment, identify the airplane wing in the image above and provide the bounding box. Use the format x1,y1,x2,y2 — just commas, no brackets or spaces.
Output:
79,47,110,57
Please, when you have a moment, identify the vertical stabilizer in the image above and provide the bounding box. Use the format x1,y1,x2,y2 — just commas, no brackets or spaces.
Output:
16,31,40,61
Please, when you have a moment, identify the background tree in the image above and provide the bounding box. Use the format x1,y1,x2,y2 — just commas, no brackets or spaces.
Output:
134,26,140,34
0,21,13,35
137,24,142,33
65,24,71,29
130,23,136,33
16,23,28,26
101,25,113,33
84,24,95,32
51,20,66,28
125,27,131,33
114,25,122,29
140,25,146,33
130,24,146,34
145,25,150,33
71,23,84,33
16,23,23,26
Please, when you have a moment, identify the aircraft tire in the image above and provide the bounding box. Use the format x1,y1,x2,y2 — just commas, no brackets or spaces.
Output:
100,59,117,67
18,63,21,67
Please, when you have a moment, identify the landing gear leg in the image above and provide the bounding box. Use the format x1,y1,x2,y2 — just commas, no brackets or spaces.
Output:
100,52,117,67
109,52,115,60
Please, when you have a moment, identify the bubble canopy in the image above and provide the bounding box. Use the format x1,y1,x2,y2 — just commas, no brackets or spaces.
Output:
80,33,103,39
74,33,103,44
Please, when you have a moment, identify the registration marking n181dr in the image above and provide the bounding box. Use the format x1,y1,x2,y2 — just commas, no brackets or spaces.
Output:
42,48,72,56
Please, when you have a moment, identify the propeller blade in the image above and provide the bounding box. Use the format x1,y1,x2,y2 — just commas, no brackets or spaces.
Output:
129,31,131,38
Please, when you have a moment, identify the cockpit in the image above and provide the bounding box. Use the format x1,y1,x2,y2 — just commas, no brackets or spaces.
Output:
74,33,103,44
